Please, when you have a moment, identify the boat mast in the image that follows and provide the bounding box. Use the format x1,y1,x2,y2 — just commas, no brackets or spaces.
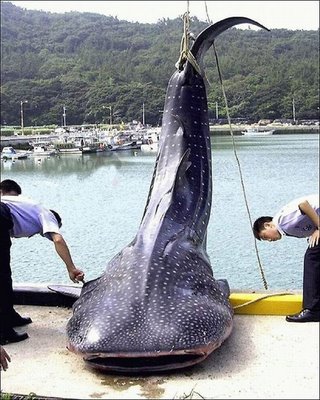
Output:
63,106,67,127
292,98,296,123
142,103,145,126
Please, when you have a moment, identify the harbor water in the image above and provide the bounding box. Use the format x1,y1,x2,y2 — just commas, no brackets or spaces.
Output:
1,133,318,291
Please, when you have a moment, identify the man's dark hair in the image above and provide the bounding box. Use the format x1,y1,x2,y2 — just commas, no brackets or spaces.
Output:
252,216,273,240
50,209,62,228
0,179,22,195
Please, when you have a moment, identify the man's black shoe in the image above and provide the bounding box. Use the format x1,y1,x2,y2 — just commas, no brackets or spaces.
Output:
11,315,33,327
9,311,33,327
286,309,320,323
0,328,29,345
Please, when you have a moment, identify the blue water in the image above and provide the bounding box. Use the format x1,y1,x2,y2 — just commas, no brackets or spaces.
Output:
1,133,318,291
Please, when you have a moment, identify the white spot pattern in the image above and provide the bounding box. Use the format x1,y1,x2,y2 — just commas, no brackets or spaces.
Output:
67,63,233,361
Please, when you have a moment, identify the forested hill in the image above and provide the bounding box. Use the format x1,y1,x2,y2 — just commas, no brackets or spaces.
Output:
1,2,319,127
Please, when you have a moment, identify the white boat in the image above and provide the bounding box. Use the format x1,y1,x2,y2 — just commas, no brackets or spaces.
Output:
107,141,141,151
140,132,159,152
54,139,82,154
141,138,159,153
241,127,275,136
54,134,105,154
1,146,29,160
103,132,142,151
56,147,82,154
30,143,59,157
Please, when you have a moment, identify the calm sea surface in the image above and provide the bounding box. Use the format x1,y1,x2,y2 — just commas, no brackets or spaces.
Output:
1,133,319,291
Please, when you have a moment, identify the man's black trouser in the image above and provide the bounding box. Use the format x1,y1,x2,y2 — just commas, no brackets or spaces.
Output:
303,241,320,311
0,202,15,327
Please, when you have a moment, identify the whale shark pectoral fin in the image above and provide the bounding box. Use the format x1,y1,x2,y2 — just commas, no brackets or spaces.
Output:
153,147,192,219
48,284,82,299
170,147,192,197
216,279,231,298
176,147,192,177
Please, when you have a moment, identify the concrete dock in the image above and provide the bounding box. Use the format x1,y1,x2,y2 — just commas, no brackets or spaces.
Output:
1,303,319,399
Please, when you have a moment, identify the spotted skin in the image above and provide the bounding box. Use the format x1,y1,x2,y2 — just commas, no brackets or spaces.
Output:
66,17,269,372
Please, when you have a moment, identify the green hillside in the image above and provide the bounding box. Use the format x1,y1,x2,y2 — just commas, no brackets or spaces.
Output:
1,2,319,126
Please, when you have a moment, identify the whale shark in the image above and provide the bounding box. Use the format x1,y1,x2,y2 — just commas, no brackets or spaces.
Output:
50,17,269,373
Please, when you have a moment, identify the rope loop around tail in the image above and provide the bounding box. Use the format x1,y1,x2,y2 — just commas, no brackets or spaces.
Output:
175,9,202,76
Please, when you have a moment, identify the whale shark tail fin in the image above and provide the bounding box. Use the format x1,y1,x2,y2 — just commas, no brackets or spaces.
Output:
191,17,269,67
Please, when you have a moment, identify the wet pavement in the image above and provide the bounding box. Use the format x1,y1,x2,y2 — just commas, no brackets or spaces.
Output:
1,304,319,399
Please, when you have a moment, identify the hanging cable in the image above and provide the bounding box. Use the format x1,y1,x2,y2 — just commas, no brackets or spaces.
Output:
204,3,269,290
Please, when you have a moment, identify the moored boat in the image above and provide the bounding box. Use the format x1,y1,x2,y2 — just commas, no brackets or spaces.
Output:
1,146,29,160
107,141,141,151
140,131,160,152
81,143,107,154
55,147,82,154
140,138,159,153
241,127,275,136
30,143,59,157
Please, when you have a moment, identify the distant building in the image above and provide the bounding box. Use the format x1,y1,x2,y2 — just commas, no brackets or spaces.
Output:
258,119,273,126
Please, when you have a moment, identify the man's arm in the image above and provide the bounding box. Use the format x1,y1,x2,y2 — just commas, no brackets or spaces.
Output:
50,232,84,283
298,200,320,228
299,200,319,247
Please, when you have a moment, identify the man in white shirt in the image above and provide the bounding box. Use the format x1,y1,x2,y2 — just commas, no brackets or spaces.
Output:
252,194,320,322
0,179,85,344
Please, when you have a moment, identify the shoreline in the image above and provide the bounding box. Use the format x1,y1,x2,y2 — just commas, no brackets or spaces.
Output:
209,124,319,135
0,125,318,148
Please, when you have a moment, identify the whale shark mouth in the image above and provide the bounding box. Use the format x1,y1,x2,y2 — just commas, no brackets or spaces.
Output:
81,340,225,373
70,318,233,373
83,351,210,373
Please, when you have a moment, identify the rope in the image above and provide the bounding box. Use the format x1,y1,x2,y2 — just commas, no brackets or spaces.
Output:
204,3,269,290
233,292,294,310
175,6,202,75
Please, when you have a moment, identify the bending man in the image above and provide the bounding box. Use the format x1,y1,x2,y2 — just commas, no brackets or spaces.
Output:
253,194,319,322
0,179,84,344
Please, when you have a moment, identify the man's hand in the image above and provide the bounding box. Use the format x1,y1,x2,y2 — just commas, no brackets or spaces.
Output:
68,268,85,283
51,233,85,283
0,346,11,371
308,229,319,248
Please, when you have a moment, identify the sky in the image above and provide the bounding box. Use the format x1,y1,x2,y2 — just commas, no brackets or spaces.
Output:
9,1,319,30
